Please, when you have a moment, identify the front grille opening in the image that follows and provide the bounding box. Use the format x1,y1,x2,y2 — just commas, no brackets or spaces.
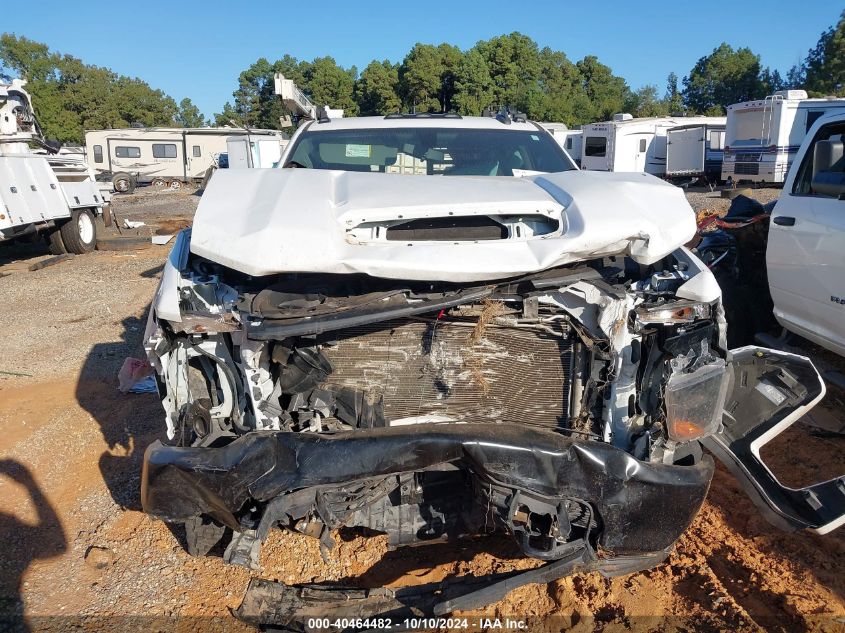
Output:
385,216,508,241
317,317,572,428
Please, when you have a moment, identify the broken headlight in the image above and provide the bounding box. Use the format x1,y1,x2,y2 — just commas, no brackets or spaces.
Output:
636,300,710,325
664,351,729,442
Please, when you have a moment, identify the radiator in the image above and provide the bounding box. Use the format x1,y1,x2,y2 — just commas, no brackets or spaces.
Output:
318,318,572,428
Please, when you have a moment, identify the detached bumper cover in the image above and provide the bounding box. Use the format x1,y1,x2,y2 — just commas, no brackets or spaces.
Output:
142,423,713,555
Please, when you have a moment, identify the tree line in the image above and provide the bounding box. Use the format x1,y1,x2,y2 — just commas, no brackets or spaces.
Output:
0,34,205,143
1,10,843,144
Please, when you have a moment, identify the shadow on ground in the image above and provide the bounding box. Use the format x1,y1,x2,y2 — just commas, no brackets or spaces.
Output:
0,460,66,632
75,311,161,510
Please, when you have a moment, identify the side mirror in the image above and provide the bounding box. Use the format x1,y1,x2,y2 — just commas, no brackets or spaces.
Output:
813,138,843,176
811,138,845,197
45,138,62,153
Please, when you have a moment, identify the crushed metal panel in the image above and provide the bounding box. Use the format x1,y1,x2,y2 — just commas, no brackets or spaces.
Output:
189,168,695,281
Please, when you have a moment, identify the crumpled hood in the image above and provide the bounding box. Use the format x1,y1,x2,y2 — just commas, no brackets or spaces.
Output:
190,168,695,282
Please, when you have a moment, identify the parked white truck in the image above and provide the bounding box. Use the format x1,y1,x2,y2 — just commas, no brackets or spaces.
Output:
766,111,845,356
1,79,109,254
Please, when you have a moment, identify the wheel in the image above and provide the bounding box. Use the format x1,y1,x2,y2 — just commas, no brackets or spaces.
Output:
151,177,166,188
47,227,68,255
112,173,136,194
168,179,182,190
59,209,97,254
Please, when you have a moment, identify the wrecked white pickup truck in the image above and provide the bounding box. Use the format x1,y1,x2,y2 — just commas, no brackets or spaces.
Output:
141,114,843,625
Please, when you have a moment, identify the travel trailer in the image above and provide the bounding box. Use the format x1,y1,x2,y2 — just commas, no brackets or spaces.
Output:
538,123,583,166
1,79,108,254
665,122,726,182
721,90,845,184
84,127,285,192
581,114,726,175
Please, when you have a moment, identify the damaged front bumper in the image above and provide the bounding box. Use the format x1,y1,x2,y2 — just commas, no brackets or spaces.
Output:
142,423,713,560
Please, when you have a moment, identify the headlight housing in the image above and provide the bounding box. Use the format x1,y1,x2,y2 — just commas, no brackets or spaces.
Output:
635,300,711,325
664,356,729,442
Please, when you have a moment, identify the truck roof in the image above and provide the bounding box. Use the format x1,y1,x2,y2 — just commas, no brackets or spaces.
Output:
300,115,543,132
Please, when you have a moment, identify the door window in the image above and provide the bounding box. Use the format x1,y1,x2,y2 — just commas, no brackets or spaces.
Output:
584,136,607,157
192,145,201,157
792,123,845,197
805,111,825,133
93,145,103,163
638,139,647,152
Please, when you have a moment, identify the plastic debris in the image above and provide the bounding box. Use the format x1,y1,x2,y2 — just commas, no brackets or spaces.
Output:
128,375,158,393
118,357,154,393
151,234,175,245
122,219,146,229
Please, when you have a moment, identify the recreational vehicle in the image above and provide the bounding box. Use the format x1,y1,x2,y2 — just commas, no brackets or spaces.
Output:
665,122,726,182
721,90,845,184
581,114,726,176
84,127,285,192
538,123,583,166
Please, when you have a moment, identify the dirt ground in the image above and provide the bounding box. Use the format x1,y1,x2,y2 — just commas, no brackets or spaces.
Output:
1,185,844,632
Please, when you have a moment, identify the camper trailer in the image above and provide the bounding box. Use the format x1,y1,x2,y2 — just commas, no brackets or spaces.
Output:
581,114,726,175
665,122,726,182
538,123,583,166
84,127,285,192
722,90,845,184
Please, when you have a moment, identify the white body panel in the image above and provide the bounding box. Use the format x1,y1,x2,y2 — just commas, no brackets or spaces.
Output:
767,112,845,356
581,116,725,176
190,168,695,282
722,93,845,184
84,127,286,182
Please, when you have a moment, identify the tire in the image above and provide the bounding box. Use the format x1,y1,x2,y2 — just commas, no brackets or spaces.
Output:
184,516,225,557
47,228,67,255
112,172,136,194
59,209,97,254
168,179,182,190
151,177,166,188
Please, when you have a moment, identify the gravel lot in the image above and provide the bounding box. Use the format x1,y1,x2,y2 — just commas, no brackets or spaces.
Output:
0,184,843,632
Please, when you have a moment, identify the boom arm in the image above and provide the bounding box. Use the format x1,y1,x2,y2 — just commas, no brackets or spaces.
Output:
273,73,343,121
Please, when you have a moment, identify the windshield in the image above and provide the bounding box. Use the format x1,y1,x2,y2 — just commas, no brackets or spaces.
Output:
283,126,574,176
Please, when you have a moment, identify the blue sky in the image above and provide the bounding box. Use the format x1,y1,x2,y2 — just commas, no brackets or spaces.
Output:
4,1,841,118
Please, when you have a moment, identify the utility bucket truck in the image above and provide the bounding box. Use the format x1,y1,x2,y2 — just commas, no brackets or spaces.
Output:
1,79,109,254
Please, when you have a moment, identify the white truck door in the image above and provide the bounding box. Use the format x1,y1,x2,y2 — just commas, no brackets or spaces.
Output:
768,116,845,355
